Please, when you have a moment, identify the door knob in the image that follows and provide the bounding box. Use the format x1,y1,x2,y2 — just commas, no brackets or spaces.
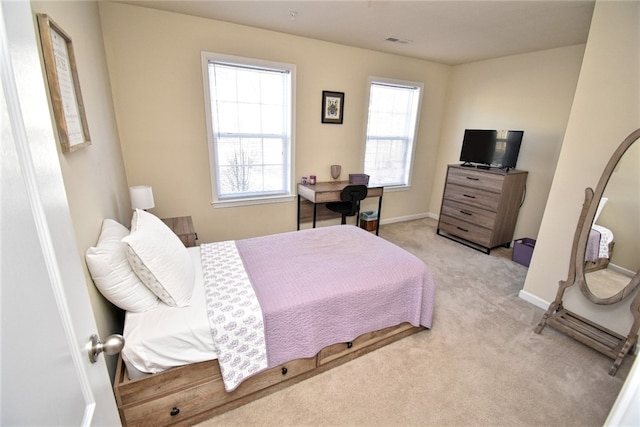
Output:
88,334,124,363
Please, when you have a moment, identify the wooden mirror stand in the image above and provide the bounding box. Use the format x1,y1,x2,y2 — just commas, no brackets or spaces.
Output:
535,128,640,376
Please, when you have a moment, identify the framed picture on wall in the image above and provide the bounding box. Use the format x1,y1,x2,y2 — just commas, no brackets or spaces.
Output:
37,14,91,153
321,91,344,124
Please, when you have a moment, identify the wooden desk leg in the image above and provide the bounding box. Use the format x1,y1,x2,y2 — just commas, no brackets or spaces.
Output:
376,195,383,236
297,195,301,230
313,203,318,228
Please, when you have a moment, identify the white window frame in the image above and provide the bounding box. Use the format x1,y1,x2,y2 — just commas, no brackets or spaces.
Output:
363,76,423,190
201,52,296,207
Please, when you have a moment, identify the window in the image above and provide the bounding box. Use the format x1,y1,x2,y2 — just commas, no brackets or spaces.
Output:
363,77,423,188
202,52,295,206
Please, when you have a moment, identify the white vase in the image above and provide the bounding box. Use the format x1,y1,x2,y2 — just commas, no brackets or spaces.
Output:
330,164,341,180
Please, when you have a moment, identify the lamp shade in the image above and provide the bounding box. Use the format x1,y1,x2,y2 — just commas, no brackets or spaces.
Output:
129,185,155,210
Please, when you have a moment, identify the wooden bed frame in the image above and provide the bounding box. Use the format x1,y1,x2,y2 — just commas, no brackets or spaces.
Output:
114,322,426,426
584,241,614,273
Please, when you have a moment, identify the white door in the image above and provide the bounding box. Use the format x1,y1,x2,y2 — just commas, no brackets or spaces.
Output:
0,1,120,425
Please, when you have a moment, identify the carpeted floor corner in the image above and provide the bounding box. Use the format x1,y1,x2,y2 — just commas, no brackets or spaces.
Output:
197,218,632,426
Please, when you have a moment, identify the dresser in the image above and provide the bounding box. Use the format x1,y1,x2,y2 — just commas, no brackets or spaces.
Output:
437,165,528,253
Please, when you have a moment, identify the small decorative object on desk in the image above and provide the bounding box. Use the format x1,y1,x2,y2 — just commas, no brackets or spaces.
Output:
330,165,341,180
309,175,316,185
349,173,369,185
301,176,308,184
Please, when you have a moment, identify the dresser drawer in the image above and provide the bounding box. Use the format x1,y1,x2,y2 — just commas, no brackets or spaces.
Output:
443,183,501,211
438,215,492,247
446,167,504,193
441,199,496,229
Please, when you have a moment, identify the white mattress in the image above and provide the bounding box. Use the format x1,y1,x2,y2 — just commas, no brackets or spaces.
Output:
122,246,217,379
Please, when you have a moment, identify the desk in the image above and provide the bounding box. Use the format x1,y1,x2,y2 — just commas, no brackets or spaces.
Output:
297,181,383,235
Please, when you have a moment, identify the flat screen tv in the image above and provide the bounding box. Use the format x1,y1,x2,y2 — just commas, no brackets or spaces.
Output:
459,129,523,169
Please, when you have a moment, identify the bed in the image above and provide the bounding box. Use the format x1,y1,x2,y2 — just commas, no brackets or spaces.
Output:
584,198,614,272
585,225,615,272
86,210,436,426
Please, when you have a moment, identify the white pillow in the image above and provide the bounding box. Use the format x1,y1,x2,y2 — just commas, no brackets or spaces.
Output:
123,209,194,307
86,219,160,312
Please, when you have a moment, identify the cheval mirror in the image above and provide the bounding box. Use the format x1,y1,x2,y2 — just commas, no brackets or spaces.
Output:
535,127,640,376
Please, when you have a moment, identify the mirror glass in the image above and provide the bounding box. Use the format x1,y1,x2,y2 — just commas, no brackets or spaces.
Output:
584,138,640,300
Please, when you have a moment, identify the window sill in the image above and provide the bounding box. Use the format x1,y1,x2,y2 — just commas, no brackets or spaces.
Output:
375,184,411,192
212,194,296,208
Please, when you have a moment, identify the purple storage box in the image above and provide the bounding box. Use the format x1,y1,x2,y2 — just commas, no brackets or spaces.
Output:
512,238,536,267
349,173,370,185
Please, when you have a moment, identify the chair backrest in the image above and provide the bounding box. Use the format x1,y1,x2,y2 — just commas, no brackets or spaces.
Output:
340,185,368,215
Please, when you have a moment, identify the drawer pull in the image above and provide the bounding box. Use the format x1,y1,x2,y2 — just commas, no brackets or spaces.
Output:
465,176,479,181
170,407,180,417
460,210,472,216
347,342,353,349
282,367,288,375
457,226,469,232
463,194,476,199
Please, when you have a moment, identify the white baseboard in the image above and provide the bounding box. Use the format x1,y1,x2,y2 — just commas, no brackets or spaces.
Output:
518,289,550,310
609,262,635,278
311,212,437,228
379,212,434,225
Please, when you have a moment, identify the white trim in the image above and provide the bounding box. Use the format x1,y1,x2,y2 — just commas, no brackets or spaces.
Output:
383,184,411,192
517,289,550,310
201,51,296,206
605,355,640,426
363,75,424,187
379,212,432,225
426,212,440,220
608,262,635,278
212,194,296,208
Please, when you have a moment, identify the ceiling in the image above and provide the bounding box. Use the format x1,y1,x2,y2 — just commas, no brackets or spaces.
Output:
119,0,595,65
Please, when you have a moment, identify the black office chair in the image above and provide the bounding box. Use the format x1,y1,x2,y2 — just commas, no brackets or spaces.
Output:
326,185,368,225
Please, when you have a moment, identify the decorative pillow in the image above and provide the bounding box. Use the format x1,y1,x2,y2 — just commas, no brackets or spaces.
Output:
122,209,194,307
85,219,160,312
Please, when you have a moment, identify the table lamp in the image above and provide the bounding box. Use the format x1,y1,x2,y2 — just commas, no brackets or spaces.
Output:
129,185,155,210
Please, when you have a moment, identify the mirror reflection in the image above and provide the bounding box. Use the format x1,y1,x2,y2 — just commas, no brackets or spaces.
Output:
585,139,640,299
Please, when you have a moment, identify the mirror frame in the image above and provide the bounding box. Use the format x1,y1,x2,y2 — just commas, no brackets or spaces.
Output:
570,128,640,305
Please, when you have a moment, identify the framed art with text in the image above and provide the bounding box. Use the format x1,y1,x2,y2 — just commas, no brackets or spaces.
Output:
37,14,91,153
321,91,344,124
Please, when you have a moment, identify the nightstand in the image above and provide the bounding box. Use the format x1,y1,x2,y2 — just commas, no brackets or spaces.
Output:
161,216,197,247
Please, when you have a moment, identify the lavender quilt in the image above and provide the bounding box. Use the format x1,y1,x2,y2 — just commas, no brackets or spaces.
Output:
201,225,436,391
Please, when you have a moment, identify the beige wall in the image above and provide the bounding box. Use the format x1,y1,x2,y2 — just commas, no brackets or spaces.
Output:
522,0,640,335
98,1,450,243
431,45,585,241
29,0,132,377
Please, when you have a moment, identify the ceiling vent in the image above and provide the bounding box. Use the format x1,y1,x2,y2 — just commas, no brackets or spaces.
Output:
385,37,411,44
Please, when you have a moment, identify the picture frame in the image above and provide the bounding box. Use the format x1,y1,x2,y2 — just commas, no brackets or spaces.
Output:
321,91,344,124
37,14,91,153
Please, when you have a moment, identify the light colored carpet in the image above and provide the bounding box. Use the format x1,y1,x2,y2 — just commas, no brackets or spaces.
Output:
586,267,631,299
197,218,632,426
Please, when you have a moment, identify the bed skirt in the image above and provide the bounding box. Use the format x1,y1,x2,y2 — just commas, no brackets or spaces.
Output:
114,322,426,426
